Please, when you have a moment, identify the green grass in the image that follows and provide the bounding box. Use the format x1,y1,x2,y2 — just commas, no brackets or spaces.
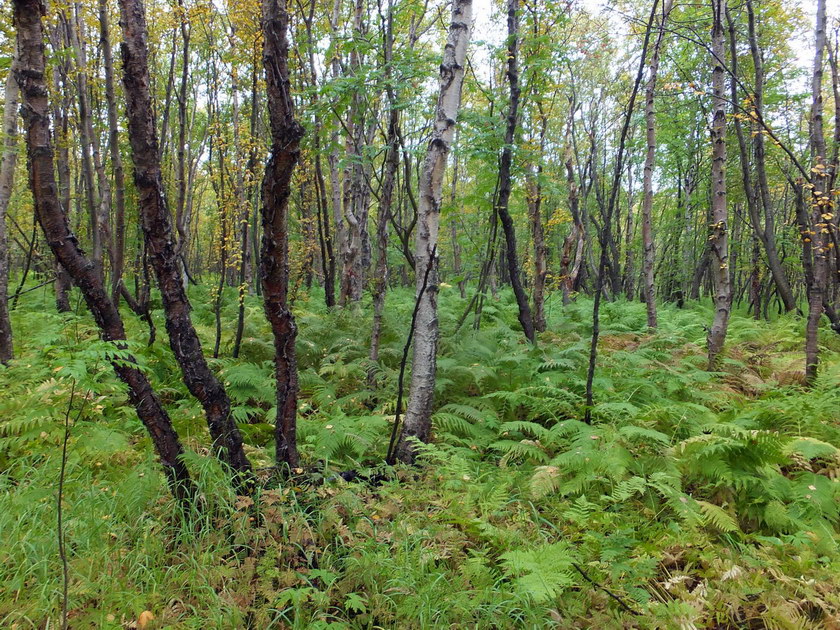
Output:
1,280,840,628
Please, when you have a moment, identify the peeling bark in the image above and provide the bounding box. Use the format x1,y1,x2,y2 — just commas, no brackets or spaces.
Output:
261,0,304,468
118,0,253,482
707,0,732,370
14,0,193,502
396,0,472,464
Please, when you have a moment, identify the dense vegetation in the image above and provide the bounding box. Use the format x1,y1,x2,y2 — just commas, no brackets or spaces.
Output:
1,0,840,626
2,286,840,628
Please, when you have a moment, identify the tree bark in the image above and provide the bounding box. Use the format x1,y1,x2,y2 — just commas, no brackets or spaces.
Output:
174,0,191,289
395,0,472,464
528,110,548,332
640,0,673,328
707,0,732,370
68,5,112,283
0,54,20,364
99,0,127,303
805,0,829,383
369,0,400,380
118,0,253,482
260,0,304,468
496,0,535,344
14,0,194,502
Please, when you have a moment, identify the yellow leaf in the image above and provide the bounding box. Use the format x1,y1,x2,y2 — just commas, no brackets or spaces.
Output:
138,610,155,629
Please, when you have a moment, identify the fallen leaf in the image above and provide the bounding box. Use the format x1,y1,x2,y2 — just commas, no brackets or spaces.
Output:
138,610,155,629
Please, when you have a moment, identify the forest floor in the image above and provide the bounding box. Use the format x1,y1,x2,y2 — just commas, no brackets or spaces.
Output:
1,281,840,629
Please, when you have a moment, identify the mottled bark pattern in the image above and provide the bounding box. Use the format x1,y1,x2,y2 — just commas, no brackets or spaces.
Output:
641,0,672,328
117,0,252,479
261,0,304,468
14,0,193,501
805,0,829,382
396,0,472,464
707,0,731,370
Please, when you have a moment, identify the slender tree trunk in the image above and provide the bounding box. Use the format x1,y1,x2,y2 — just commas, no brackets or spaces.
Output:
14,0,194,502
118,0,253,482
175,0,191,289
302,1,336,308
0,55,20,364
369,0,400,381
450,131,466,299
260,0,304,468
69,5,113,283
395,0,472,464
99,0,127,302
338,0,367,306
528,111,548,331
805,0,829,383
641,0,672,328
496,0,535,343
707,0,731,370
233,62,260,359
584,0,658,423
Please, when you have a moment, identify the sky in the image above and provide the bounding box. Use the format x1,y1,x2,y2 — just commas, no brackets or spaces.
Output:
468,0,840,74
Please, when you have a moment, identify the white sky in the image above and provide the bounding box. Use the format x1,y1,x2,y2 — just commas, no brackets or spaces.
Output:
469,0,840,74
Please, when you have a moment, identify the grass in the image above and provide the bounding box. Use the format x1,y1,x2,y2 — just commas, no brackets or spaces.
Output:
1,279,839,628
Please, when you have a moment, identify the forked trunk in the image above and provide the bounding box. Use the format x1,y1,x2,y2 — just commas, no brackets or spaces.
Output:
14,0,193,502
118,0,252,482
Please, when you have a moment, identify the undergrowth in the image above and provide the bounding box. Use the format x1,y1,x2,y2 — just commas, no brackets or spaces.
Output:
1,281,839,628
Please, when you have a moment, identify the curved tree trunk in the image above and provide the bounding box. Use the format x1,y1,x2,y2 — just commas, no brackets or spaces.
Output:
14,0,193,502
261,0,304,468
395,0,472,464
118,0,253,482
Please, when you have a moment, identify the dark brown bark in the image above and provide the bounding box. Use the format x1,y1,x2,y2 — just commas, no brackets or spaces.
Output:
497,0,535,344
14,0,193,502
118,0,253,481
585,0,658,423
261,0,304,468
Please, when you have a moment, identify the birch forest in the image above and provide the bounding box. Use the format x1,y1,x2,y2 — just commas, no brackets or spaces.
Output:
2,0,840,626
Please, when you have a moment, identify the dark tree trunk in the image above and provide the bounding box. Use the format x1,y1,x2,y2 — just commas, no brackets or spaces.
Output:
261,0,304,468
585,0,658,422
497,0,535,343
14,0,193,502
118,0,253,482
